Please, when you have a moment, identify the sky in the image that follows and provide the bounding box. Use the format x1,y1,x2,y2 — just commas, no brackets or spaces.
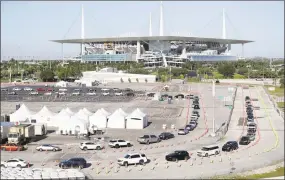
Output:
1,1,284,60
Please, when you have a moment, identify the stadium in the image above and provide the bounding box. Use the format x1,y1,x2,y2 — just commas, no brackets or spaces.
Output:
51,2,254,68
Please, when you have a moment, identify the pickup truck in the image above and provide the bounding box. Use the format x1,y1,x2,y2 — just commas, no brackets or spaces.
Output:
137,135,161,144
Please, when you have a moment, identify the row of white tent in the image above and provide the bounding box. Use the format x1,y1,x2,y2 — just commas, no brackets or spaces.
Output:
9,104,148,134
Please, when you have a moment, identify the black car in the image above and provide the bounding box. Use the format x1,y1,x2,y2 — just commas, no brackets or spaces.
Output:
192,111,200,117
175,94,184,99
245,96,250,101
159,132,175,140
246,108,253,113
126,92,135,97
185,124,195,131
239,136,251,145
59,158,87,169
247,111,253,116
222,141,239,152
165,150,190,162
193,105,200,109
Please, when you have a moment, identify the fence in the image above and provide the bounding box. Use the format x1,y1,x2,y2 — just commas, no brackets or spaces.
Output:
216,86,238,140
262,86,284,120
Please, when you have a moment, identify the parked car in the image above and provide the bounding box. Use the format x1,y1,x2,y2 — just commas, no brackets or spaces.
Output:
1,158,28,168
102,92,110,96
59,92,66,96
178,128,189,135
137,135,161,144
165,150,190,162
247,115,254,122
37,88,46,92
8,91,17,95
114,92,123,96
1,88,8,91
247,128,257,134
247,122,257,128
185,124,195,131
247,133,256,141
108,139,132,148
79,141,104,150
197,145,220,157
86,92,96,96
29,91,39,95
24,87,33,91
239,136,251,145
72,91,81,96
36,144,61,152
189,121,197,128
126,92,135,97
158,132,175,140
12,87,22,91
193,105,200,109
190,115,198,121
59,158,87,169
185,94,194,99
46,88,54,92
0,143,23,151
44,92,52,96
117,153,148,167
192,111,200,117
58,88,68,92
245,96,250,101
222,141,239,152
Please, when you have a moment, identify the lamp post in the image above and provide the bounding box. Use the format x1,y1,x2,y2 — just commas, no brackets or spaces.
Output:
246,64,251,79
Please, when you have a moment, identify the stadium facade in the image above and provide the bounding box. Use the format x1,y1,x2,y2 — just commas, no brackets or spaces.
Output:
51,2,253,68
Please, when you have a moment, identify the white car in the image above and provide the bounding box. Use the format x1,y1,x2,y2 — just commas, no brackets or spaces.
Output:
1,158,28,168
197,145,220,157
36,144,61,152
72,91,81,96
109,139,132,148
117,153,148,166
44,92,52,96
29,91,38,95
86,92,96,96
190,115,198,121
58,88,67,92
114,92,123,96
12,87,22,91
59,92,66,95
102,92,110,96
24,87,33,91
79,141,104,151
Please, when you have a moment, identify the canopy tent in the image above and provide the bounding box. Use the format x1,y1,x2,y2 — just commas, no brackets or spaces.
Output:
107,108,128,129
64,107,75,115
89,108,110,129
53,109,71,128
10,104,35,122
82,108,93,116
67,116,88,135
74,109,90,124
31,106,56,125
126,108,148,129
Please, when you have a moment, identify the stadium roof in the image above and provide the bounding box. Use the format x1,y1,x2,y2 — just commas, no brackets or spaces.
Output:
51,36,253,44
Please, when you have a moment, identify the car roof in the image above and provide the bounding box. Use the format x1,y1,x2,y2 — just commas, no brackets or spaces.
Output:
203,144,219,148
174,150,187,153
125,152,142,156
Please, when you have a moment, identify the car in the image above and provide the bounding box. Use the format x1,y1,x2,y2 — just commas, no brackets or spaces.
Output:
59,158,87,169
8,91,17,95
246,108,253,113
108,139,132,148
24,87,33,91
189,121,197,128
175,94,184,99
59,88,68,92
37,88,46,92
194,95,199,99
190,115,198,121
158,132,175,140
247,115,254,122
86,92,96,96
239,136,251,145
36,144,61,152
79,142,104,151
46,88,54,92
178,128,189,135
185,94,193,99
12,87,22,91
247,133,256,141
1,158,28,168
137,135,161,144
124,88,133,92
165,150,190,162
44,92,52,96
222,141,239,152
247,122,257,128
197,145,220,157
114,92,123,96
193,105,200,109
72,91,81,96
1,88,8,91
117,153,148,167
102,92,110,96
185,124,195,131
29,91,39,95
0,143,23,151
245,96,250,101
113,88,119,91
126,92,135,97
192,111,200,117
59,92,66,95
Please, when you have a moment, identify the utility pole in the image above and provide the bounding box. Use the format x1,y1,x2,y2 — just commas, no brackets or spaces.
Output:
8,66,12,83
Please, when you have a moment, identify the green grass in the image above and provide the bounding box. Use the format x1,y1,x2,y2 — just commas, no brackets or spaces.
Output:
277,102,284,110
213,167,284,179
265,85,284,97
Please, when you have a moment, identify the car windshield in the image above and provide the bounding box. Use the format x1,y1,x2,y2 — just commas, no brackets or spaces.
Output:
201,147,210,151
18,159,24,161
124,154,130,159
179,129,184,131
110,140,117,143
241,137,248,141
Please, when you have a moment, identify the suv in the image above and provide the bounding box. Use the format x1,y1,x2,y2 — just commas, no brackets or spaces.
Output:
239,136,251,145
117,153,148,167
79,142,104,150
222,141,239,152
245,96,250,101
247,133,256,141
197,145,220,157
59,158,87,169
158,132,175,140
108,139,132,148
190,115,198,121
192,111,200,117
137,135,161,144
193,104,200,109
185,124,195,131
165,150,190,162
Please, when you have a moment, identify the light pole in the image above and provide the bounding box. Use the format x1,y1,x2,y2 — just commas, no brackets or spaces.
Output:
212,79,216,136
246,64,251,79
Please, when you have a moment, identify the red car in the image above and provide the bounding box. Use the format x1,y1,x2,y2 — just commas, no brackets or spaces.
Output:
0,143,23,151
37,88,46,92
46,88,54,92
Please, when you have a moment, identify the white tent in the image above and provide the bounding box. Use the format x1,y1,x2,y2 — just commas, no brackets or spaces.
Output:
126,108,148,129
53,109,71,129
55,81,68,87
82,108,93,116
89,108,110,129
107,108,128,129
74,109,90,124
31,106,56,126
65,107,75,115
66,116,88,135
10,104,35,122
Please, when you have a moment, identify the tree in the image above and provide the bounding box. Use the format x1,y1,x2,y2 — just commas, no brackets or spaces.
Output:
280,78,284,88
40,69,55,82
237,67,248,75
179,74,184,80
217,64,235,78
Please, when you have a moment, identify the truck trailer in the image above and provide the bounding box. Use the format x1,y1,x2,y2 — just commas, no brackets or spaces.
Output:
21,122,47,136
7,124,35,144
0,122,15,144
